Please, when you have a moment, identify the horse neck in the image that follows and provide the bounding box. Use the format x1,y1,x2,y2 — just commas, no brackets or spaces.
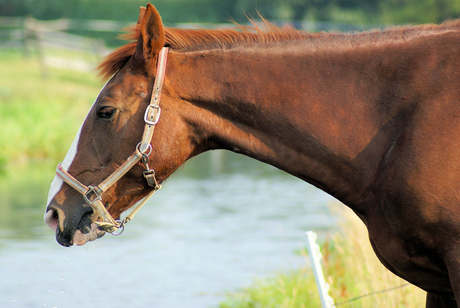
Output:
166,46,410,207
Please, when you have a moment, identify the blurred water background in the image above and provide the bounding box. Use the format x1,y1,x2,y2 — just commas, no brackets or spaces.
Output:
1,152,336,307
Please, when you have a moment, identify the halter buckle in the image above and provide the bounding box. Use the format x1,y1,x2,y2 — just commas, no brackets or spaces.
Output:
83,186,102,204
144,105,161,125
143,169,160,190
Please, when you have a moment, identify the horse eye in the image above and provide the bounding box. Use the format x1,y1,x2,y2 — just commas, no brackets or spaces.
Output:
97,107,116,119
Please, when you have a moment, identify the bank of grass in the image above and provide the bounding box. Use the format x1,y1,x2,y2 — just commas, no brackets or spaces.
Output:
220,204,426,308
0,50,104,172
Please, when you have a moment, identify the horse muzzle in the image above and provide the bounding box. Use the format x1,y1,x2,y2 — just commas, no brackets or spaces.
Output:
44,205,105,247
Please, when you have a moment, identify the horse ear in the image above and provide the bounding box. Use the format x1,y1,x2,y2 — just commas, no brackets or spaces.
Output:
134,3,165,68
137,6,146,25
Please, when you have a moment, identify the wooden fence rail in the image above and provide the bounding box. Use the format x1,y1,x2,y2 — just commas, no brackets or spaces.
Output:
0,17,131,76
0,16,130,32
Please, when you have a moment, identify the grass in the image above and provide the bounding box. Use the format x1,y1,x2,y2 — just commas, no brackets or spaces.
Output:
0,49,104,173
219,204,426,308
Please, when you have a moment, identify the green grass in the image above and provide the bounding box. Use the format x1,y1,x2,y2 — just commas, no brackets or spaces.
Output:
0,50,104,172
220,204,426,308
220,269,321,308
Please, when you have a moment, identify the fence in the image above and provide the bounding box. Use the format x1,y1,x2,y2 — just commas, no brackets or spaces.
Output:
306,231,412,307
0,17,130,76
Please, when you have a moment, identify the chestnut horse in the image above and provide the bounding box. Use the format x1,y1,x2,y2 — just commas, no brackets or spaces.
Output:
45,3,460,307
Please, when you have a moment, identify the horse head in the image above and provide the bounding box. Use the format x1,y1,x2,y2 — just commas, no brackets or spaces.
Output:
44,4,193,246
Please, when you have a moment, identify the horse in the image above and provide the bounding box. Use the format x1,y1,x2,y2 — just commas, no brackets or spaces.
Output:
44,3,460,306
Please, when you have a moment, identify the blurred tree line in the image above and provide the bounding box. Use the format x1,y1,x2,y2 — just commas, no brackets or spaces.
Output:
2,0,460,25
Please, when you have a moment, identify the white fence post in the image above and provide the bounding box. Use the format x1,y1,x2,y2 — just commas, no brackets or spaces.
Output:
306,231,335,308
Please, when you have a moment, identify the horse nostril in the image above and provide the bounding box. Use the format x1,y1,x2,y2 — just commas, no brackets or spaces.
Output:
77,211,94,234
44,209,59,231
81,225,92,234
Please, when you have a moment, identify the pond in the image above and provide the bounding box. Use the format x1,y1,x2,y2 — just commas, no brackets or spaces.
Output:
0,150,337,308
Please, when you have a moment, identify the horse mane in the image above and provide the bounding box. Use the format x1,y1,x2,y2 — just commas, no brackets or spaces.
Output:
97,19,460,80
97,21,317,80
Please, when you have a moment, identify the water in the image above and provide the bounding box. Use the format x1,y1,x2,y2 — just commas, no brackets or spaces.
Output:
0,151,337,308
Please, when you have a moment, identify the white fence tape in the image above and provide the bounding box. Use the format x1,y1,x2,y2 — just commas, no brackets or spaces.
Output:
306,231,335,308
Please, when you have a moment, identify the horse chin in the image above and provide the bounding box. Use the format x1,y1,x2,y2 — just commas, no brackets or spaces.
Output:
73,223,105,246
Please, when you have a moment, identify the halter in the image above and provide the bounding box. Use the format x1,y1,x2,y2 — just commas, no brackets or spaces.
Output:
55,47,169,235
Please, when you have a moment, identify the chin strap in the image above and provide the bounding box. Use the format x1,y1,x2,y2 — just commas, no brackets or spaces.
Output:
55,47,169,235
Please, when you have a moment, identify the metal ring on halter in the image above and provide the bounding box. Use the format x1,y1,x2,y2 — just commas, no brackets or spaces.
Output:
83,186,102,204
136,142,152,156
109,220,125,236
